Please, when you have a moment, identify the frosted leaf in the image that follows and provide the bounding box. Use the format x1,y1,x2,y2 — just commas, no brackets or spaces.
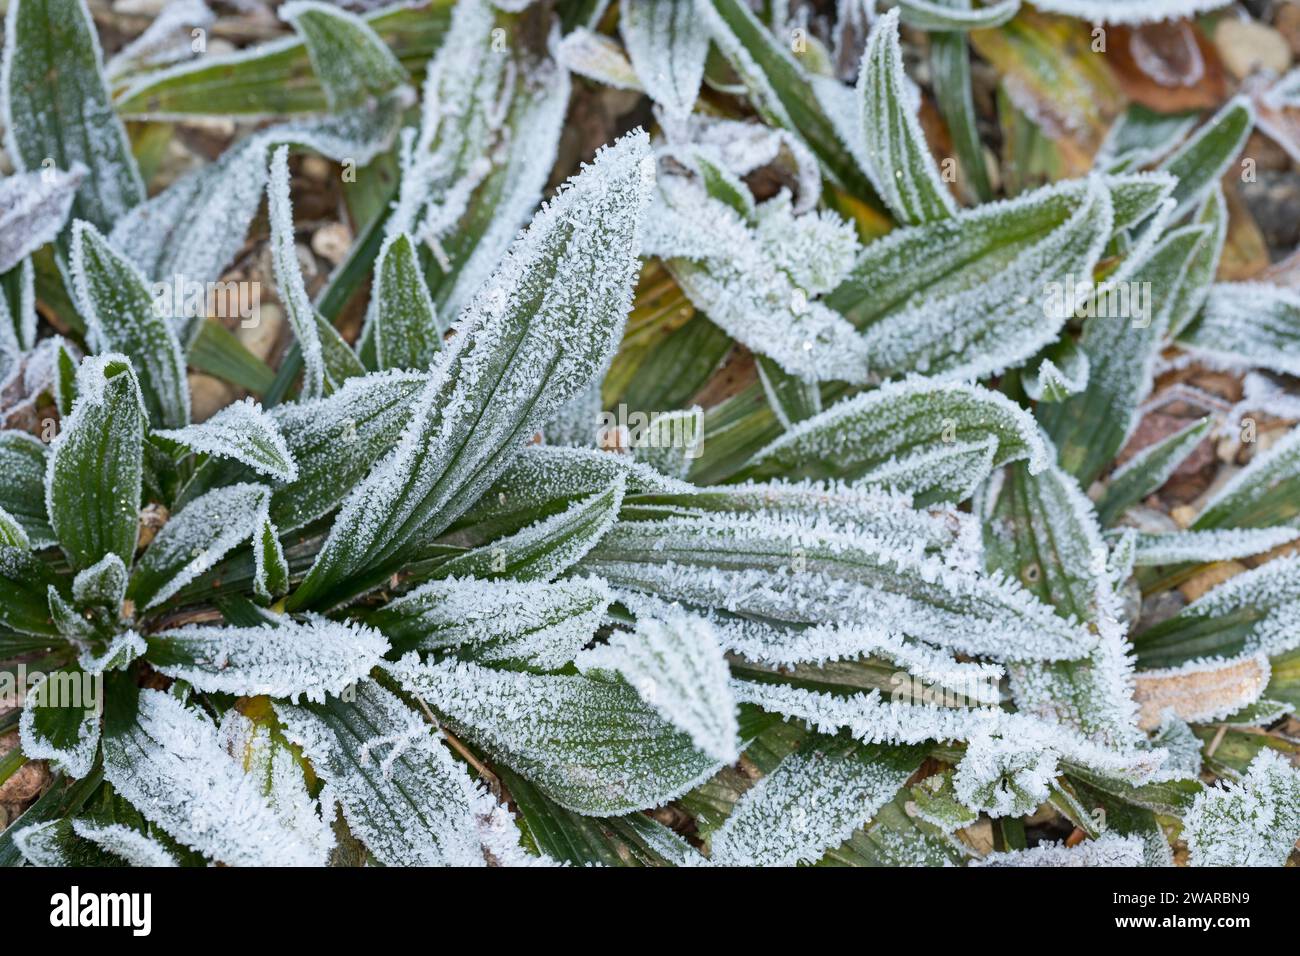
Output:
275,680,495,866
578,603,740,764
1167,186,1227,339
731,679,1167,784
908,771,978,833
740,378,1050,501
217,710,335,863
1042,222,1217,485
1127,527,1300,567
69,220,190,429
753,193,860,296
367,575,611,669
79,631,146,675
128,483,272,610
1133,654,1272,730
465,445,693,529
1026,0,1230,24
557,28,642,91
544,379,605,448
1195,425,1300,531
290,131,653,610
367,233,442,372
972,833,1146,867
982,462,1144,749
1024,347,1089,404
854,9,956,225
2,0,145,231
895,0,1020,31
582,506,1093,663
267,369,426,532
1184,749,1300,867
1094,417,1212,527
1224,373,1300,437
0,505,29,549
45,354,145,570
252,517,290,603
103,689,324,866
674,114,822,213
1098,105,1199,174
710,737,923,866
104,0,214,80
433,476,625,582
391,654,722,815
1152,713,1204,779
644,171,870,383
1157,96,1254,222
70,820,179,867
267,145,361,400
154,397,298,481
620,0,708,120
1149,555,1300,659
954,725,1063,817
19,666,101,778
0,164,85,274
279,1,407,111
109,95,406,290
1178,283,1300,377
0,257,35,354
11,822,73,866
858,179,1113,381
391,0,570,321
147,616,388,703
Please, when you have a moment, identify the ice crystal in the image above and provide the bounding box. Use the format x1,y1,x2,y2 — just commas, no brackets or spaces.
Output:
1184,750,1300,867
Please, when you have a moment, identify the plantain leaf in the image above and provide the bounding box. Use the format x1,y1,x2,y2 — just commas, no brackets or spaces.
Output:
46,355,144,570
896,0,1020,30
854,9,956,225
1178,282,1300,377
68,221,190,429
392,654,722,815
0,430,55,547
0,545,60,635
2,0,144,232
276,680,493,866
279,0,408,111
153,398,297,482
1157,96,1253,222
1193,425,1300,531
146,617,388,702
289,131,654,610
18,665,100,778
368,233,442,372
0,165,85,274
620,0,708,121
1093,417,1211,527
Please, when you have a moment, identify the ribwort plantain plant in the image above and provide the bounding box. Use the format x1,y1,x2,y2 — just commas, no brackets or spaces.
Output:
1,0,1299,868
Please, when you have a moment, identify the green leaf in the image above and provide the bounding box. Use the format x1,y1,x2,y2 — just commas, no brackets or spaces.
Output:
855,9,957,224
369,233,442,371
288,131,654,610
46,355,144,570
1157,96,1253,222
367,576,612,667
19,665,100,778
114,2,449,118
1178,282,1300,377
153,397,297,482
1166,185,1227,339
276,680,498,866
1040,222,1210,486
1093,417,1211,526
621,0,709,121
928,3,993,202
735,379,1050,504
0,165,85,275
128,483,272,611
186,319,276,395
145,616,388,701
696,0,882,205
755,354,821,430
1023,337,1089,403
0,430,55,547
1,0,144,231
829,176,1121,382
279,0,409,110
430,477,625,583
1193,425,1300,530
393,655,722,816
1133,555,1300,669
979,461,1144,748
0,544,61,635
1098,104,1198,174
0,506,30,549
897,0,1020,30
68,221,190,429
710,734,924,866
817,794,967,866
